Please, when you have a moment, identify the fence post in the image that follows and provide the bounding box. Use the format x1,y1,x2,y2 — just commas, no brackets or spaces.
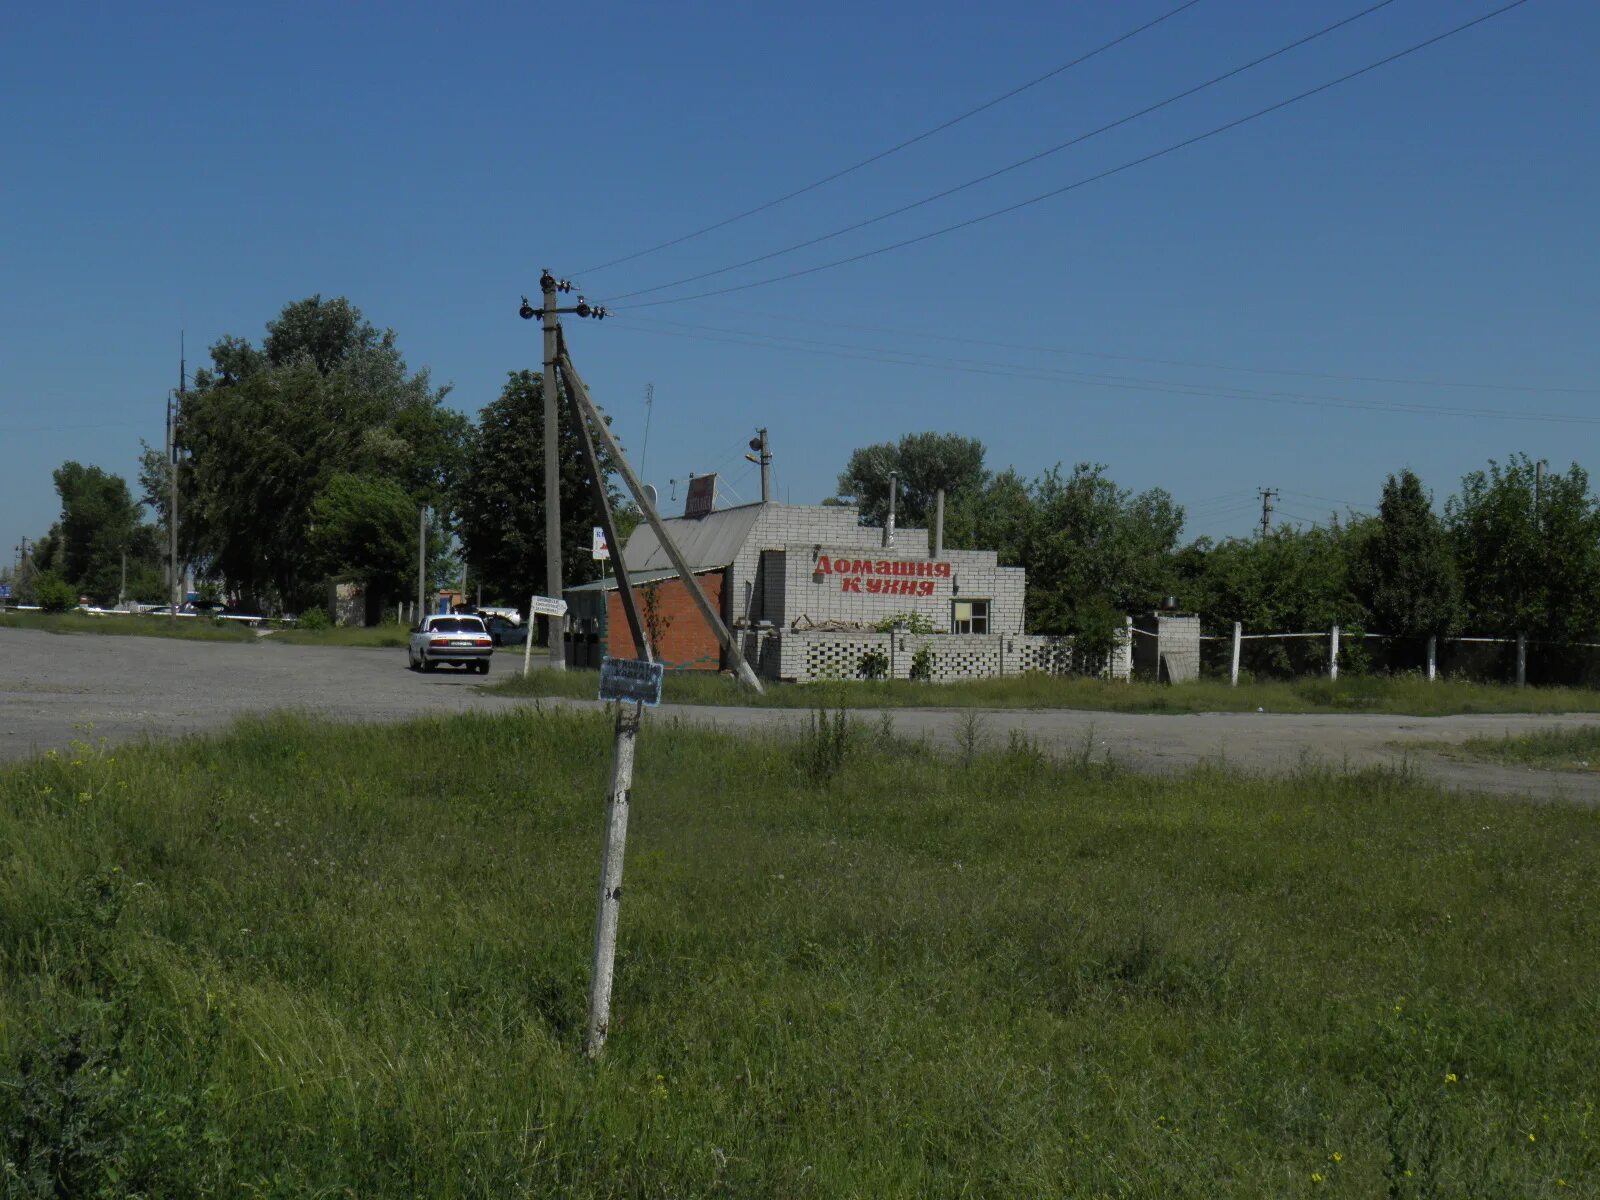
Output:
1426,634,1437,682
1230,621,1242,687
1329,624,1340,681
1516,631,1527,688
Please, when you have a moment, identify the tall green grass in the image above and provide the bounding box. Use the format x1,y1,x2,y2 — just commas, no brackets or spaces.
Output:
493,665,1600,716
267,620,412,648
0,610,256,641
1,711,1596,1196
1449,725,1600,771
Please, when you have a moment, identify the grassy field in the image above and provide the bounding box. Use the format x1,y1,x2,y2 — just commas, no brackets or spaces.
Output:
493,664,1600,717
0,610,257,642
1446,726,1600,772
1,710,1595,1196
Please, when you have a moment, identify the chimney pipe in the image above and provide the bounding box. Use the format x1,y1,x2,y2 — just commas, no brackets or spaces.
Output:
933,488,945,559
884,471,898,549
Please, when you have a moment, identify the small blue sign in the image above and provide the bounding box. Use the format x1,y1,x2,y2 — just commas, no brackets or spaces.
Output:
0,583,11,599
599,656,664,707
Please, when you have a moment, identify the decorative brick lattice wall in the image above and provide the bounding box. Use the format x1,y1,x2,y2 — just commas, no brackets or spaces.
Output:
764,629,1133,683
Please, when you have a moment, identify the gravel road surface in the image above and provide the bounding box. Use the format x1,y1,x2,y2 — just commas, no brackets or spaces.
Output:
4,627,1599,802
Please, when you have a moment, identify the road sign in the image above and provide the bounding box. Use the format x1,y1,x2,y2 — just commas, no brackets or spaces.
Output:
591,526,610,560
530,595,568,617
599,656,663,706
684,473,716,518
0,583,10,599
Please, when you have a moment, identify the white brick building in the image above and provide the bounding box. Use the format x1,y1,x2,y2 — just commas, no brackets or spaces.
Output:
597,498,1130,683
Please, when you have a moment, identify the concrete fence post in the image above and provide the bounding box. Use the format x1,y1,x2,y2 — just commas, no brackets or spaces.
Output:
1230,621,1242,687
1426,634,1437,682
1329,624,1340,681
1516,631,1527,688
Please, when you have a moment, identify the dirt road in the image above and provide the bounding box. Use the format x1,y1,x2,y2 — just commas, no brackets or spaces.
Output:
4,627,1598,801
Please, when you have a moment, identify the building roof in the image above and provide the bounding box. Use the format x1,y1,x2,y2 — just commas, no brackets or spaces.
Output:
565,566,710,594
621,502,766,573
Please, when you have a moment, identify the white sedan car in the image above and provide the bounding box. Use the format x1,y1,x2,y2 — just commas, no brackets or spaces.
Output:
408,614,494,674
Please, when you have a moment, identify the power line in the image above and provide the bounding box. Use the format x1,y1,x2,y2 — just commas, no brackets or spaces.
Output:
615,1,1533,312
575,0,1204,276
609,315,1600,426
1280,487,1375,511
606,0,1398,303
702,306,1600,398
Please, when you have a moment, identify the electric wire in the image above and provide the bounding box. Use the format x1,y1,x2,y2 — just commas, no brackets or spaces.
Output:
680,306,1600,398
575,0,1204,276
608,314,1600,427
614,1,1533,311
605,0,1397,303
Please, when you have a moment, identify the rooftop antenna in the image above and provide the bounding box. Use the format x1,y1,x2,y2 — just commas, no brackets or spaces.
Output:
639,382,654,477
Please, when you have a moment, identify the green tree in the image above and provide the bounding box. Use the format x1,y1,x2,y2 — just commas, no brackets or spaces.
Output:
1447,455,1600,641
171,296,468,610
309,474,421,602
50,463,152,602
1358,469,1460,638
834,432,988,528
1022,463,1184,634
453,370,621,604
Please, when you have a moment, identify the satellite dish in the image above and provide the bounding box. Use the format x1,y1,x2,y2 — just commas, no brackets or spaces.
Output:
643,484,658,512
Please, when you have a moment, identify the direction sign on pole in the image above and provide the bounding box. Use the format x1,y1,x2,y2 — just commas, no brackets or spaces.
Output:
0,583,11,599
591,526,610,560
530,595,568,617
599,656,664,706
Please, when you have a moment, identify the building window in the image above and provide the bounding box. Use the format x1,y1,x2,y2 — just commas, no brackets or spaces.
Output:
953,599,989,634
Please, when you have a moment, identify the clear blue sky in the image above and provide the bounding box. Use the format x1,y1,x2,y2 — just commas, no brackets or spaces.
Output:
3,0,1596,568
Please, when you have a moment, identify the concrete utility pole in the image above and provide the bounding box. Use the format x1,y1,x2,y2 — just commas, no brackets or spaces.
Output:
417,506,427,622
1258,487,1278,537
747,428,772,503
884,470,898,549
1535,459,1547,531
540,270,566,670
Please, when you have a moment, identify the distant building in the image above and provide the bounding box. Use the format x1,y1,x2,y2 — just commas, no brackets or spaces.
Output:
565,496,1130,683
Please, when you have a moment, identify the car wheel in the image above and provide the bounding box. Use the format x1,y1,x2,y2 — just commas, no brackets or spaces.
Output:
478,660,491,675
422,658,437,672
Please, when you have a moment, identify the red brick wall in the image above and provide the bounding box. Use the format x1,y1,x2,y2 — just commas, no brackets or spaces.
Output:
605,572,725,670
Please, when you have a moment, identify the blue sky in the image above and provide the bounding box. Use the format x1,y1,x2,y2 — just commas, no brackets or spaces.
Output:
3,0,1595,567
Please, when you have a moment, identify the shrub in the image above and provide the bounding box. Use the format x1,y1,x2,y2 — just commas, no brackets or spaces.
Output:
909,643,935,682
33,575,77,613
297,606,331,631
872,611,935,634
858,648,889,680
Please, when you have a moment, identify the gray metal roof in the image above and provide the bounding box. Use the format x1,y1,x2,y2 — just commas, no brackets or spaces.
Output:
621,502,764,573
565,567,686,594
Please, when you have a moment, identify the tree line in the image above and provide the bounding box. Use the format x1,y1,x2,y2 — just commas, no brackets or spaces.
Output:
13,296,1597,677
836,433,1600,673
13,296,619,616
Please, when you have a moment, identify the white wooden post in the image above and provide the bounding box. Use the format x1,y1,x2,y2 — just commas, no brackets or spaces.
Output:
585,701,641,1058
1516,631,1527,688
522,592,536,678
1426,634,1437,682
1230,621,1242,687
1329,624,1340,681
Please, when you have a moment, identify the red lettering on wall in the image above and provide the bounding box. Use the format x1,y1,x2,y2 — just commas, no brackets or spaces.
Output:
935,562,952,579
842,577,862,593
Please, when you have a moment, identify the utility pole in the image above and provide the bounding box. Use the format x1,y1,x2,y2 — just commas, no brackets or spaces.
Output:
639,382,655,478
540,270,567,670
168,342,184,620
522,275,610,669
745,428,772,503
1535,459,1547,531
1257,487,1278,537
417,506,427,622
884,470,898,549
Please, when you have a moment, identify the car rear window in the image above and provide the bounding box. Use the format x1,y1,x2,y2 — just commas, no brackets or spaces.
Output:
429,617,486,633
